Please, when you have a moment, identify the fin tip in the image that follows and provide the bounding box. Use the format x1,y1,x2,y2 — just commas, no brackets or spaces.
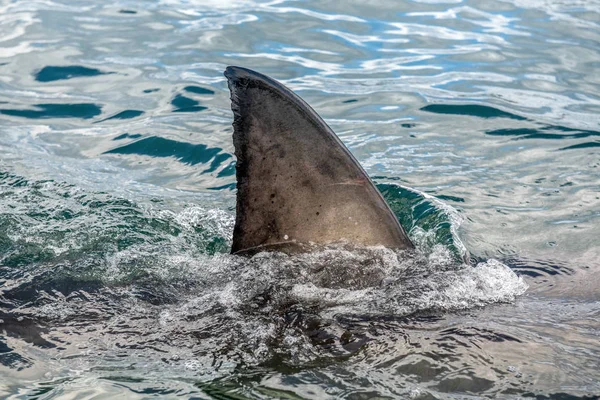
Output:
224,66,263,85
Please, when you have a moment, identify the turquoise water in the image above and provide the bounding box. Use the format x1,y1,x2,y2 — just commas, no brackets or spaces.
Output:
0,0,599,398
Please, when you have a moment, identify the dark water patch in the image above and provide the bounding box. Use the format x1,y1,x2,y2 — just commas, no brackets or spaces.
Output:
486,128,544,138
401,123,417,128
100,382,182,399
104,136,224,166
196,378,250,400
550,124,600,135
119,9,137,14
486,125,600,141
1,240,56,268
113,133,143,141
559,141,600,151
421,104,527,121
34,66,109,82
0,171,35,187
0,349,32,371
4,256,180,306
101,376,146,384
173,106,207,113
520,393,600,400
97,110,144,123
171,94,207,113
202,153,232,174
435,194,465,203
217,161,236,178
503,258,576,278
371,175,409,183
440,327,522,343
0,340,11,354
0,316,55,348
1,271,107,306
171,94,197,109
207,183,236,190
436,375,495,394
184,85,214,95
113,384,178,396
342,99,357,103
0,103,102,119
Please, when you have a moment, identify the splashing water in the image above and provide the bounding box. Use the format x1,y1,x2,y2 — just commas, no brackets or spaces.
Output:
0,170,526,390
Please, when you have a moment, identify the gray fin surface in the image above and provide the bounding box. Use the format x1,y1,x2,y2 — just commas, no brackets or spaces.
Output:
224,66,413,255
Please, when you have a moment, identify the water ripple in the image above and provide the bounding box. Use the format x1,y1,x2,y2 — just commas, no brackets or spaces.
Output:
0,0,599,397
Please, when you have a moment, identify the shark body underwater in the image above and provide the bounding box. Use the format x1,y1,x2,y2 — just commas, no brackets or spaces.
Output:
224,66,415,256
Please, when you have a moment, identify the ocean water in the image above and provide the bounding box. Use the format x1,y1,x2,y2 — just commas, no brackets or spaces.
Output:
0,0,599,398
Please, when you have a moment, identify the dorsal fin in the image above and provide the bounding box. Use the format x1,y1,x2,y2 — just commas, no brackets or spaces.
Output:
225,66,413,255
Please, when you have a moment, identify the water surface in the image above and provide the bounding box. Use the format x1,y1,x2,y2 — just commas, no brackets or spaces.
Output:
0,0,599,398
